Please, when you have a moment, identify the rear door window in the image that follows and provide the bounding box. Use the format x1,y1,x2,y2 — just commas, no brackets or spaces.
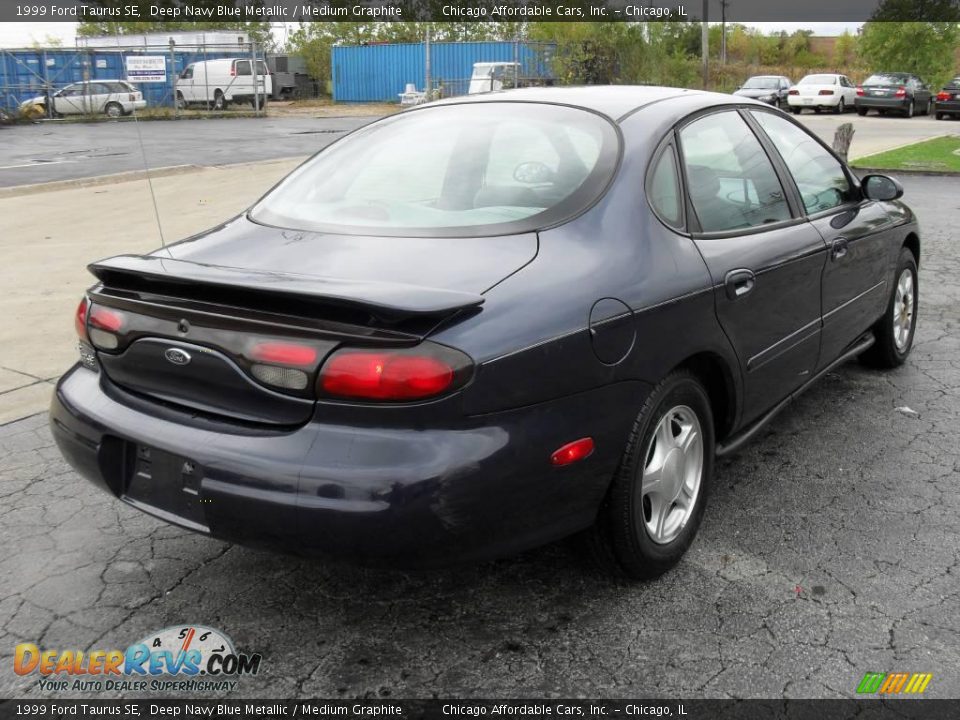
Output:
234,60,251,76
678,111,791,232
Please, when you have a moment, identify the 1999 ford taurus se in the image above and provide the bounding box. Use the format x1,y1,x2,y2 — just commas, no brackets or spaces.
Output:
51,87,919,578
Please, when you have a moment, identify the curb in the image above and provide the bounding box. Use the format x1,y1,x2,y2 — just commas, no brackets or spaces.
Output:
0,156,305,199
851,166,960,177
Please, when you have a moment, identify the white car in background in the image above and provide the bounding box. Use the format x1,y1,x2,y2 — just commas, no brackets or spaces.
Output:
19,80,145,118
787,73,858,114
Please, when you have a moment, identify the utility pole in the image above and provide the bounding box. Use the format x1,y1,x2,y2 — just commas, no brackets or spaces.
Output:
701,0,709,89
720,0,728,65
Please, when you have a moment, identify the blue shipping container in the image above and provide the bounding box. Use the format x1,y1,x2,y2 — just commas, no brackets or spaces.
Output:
332,41,554,103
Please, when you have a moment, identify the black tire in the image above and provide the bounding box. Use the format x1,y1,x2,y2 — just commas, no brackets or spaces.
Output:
104,102,123,119
585,370,715,580
935,112,946,120
925,99,933,116
211,90,225,111
814,107,822,114
175,92,186,111
905,101,914,118
857,107,868,116
835,98,845,114
860,247,918,369
791,107,802,114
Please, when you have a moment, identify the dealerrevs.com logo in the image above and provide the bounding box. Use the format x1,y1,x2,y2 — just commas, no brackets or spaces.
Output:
14,625,262,693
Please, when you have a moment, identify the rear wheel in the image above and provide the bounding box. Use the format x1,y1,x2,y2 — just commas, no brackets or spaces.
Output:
211,90,225,111
925,99,933,115
835,98,845,114
857,107,868,116
104,102,123,119
861,248,918,368
905,100,915,118
935,112,945,120
791,107,802,114
586,370,714,579
175,91,186,110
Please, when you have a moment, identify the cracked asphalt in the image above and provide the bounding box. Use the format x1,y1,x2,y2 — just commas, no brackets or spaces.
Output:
1,175,958,700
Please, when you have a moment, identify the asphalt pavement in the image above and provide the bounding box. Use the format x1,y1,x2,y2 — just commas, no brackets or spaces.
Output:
1,175,958,699
0,115,374,188
0,108,953,188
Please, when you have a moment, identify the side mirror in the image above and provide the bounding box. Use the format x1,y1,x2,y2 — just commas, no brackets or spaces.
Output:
862,174,903,202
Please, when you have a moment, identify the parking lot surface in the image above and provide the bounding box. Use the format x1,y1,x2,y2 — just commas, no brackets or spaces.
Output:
0,108,952,189
1,175,958,699
0,115,374,188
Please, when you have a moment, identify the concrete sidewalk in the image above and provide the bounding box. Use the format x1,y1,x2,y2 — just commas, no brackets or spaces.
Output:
0,157,302,424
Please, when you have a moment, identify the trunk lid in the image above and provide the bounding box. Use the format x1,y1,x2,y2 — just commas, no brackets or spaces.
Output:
86,216,537,426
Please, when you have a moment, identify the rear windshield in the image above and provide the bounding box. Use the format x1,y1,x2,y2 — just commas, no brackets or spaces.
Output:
799,75,837,85
864,74,910,85
249,102,619,237
742,77,778,89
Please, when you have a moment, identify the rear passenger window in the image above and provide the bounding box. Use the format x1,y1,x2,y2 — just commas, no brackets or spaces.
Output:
648,145,682,228
679,111,791,233
235,61,251,76
750,111,856,214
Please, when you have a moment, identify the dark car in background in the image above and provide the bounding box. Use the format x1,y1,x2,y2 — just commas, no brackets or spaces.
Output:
934,76,960,120
856,73,933,117
733,75,793,108
51,87,920,579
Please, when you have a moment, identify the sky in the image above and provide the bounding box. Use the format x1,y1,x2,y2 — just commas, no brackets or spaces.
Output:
0,21,862,49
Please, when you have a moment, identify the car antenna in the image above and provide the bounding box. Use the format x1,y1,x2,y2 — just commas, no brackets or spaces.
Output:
131,97,167,250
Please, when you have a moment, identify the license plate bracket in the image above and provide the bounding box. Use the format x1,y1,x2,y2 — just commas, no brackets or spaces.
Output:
123,444,207,528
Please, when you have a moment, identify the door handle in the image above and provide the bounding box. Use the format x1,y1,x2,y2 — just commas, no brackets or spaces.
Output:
831,238,849,260
724,269,756,300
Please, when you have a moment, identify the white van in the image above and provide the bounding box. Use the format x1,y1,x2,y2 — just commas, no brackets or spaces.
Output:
175,58,271,110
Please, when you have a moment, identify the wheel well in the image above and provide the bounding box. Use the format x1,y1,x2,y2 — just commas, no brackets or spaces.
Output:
676,353,736,441
903,232,920,268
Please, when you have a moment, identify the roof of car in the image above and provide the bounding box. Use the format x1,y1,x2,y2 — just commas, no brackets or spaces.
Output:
432,85,747,122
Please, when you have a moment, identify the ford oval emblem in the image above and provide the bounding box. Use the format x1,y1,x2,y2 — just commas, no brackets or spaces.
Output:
164,348,191,366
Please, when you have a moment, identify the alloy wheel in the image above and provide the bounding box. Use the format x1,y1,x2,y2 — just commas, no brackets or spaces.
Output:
893,268,915,351
638,405,704,545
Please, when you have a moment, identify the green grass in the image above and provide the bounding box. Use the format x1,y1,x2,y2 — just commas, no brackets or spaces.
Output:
853,135,960,173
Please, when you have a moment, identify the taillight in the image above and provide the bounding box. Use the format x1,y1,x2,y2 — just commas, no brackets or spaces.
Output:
248,341,318,391
818,89,835,96
937,91,951,101
230,65,236,76
895,86,907,97
87,305,124,350
75,297,89,342
856,86,864,96
788,89,799,96
318,345,472,402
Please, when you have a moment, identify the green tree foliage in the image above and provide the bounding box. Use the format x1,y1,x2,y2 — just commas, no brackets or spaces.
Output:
833,30,858,67
77,19,274,48
858,22,959,87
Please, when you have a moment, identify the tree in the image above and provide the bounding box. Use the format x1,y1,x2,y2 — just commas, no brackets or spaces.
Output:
833,30,858,67
858,21,960,87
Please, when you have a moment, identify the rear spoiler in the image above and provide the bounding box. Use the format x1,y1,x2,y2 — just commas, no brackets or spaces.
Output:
88,254,484,321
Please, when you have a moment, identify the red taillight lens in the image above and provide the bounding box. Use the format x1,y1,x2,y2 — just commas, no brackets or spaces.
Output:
788,89,799,95
75,297,89,341
88,306,123,332
250,342,317,367
937,91,951,101
318,346,470,401
895,86,907,97
818,89,835,96
856,86,864,96
551,438,595,466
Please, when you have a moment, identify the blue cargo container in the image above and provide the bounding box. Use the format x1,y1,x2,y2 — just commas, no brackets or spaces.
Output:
0,47,241,111
332,41,554,103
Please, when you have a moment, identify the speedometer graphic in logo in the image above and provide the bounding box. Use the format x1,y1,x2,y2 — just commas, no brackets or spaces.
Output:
137,625,236,660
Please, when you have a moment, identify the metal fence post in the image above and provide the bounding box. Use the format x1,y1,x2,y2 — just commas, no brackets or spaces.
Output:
250,40,259,116
169,39,177,119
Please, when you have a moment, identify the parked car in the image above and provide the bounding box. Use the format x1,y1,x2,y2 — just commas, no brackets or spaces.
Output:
934,76,960,120
52,87,919,578
19,80,145,118
733,75,793,108
175,59,272,110
856,73,933,117
788,73,858,114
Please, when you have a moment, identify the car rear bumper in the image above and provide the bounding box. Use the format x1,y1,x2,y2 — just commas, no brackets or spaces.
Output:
855,97,910,110
935,100,960,114
127,100,147,112
51,364,643,567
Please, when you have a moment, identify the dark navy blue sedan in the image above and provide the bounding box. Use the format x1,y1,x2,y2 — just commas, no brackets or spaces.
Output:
52,86,920,578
